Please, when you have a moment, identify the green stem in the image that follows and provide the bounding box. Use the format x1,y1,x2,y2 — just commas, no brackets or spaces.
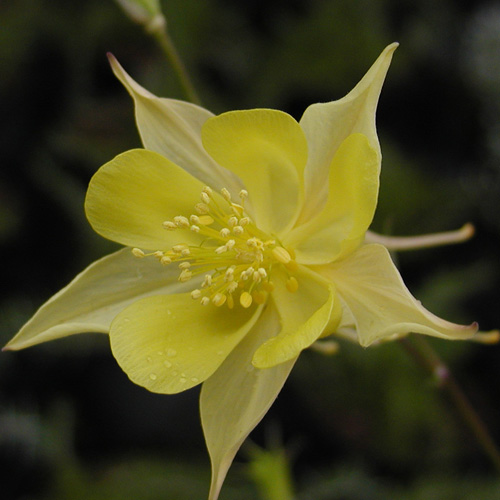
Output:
400,335,500,474
147,17,202,105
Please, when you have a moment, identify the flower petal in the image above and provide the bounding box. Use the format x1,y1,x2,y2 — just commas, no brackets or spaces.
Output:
298,43,397,222
85,149,212,250
201,109,307,235
4,248,191,351
109,294,262,394
200,305,296,500
108,55,243,193
320,244,478,346
283,134,379,264
252,267,335,368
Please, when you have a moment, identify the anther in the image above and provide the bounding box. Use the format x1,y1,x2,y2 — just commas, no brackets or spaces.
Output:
221,188,231,201
195,203,209,214
220,228,230,238
240,291,253,308
162,221,177,230
215,244,228,254
179,270,193,282
272,246,291,264
212,293,227,307
233,225,244,235
179,262,191,270
190,225,200,233
160,256,172,265
202,186,213,196
172,244,187,253
132,248,145,258
228,216,238,227
224,267,234,281
191,289,202,299
239,189,248,200
198,215,214,225
174,215,190,228
226,239,236,250
239,217,250,226
200,297,210,306
201,192,210,204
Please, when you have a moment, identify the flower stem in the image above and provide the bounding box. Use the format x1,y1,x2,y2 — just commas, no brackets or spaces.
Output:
399,335,500,474
147,18,202,105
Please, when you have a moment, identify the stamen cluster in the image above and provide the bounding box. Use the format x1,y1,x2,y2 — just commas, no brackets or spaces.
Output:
132,186,299,308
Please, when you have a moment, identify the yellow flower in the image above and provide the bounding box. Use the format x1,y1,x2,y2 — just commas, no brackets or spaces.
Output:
4,43,486,500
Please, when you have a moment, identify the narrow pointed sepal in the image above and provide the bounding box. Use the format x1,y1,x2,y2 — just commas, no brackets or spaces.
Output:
320,244,478,346
200,305,296,500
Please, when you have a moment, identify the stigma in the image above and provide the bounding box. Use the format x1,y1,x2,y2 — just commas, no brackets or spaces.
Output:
132,186,299,309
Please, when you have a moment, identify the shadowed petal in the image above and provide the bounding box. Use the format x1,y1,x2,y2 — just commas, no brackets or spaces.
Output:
252,267,336,368
109,54,243,193
319,244,478,346
284,134,379,264
110,294,262,394
201,109,307,235
4,248,191,350
200,305,296,500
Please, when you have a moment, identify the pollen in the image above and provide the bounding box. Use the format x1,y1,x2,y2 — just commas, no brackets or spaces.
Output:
144,186,299,309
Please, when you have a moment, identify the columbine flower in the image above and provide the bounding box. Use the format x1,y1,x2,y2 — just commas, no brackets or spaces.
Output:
4,43,488,500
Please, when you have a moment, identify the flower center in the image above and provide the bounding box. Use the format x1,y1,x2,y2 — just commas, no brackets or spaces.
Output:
132,186,299,308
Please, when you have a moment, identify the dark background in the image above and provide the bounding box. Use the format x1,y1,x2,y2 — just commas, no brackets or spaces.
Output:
1,0,500,498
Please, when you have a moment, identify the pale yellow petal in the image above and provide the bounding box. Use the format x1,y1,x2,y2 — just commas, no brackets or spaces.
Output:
298,43,397,222
200,305,296,500
85,149,210,250
284,134,379,264
201,109,307,235
252,267,335,368
4,248,191,351
320,244,478,346
110,294,262,394
108,55,243,193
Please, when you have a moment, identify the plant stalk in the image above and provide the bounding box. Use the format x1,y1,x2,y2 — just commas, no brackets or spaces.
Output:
400,335,500,474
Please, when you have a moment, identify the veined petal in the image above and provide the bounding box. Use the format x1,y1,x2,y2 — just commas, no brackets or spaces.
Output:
110,294,262,394
201,109,307,235
201,305,296,500
283,134,379,264
298,43,397,222
4,248,190,351
319,244,478,346
109,55,243,193
85,149,213,250
252,267,335,368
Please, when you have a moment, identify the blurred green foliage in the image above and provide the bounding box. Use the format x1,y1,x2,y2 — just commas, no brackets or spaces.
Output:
1,0,500,499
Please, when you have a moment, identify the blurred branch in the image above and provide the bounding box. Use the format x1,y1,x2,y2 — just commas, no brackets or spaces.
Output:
400,335,500,474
